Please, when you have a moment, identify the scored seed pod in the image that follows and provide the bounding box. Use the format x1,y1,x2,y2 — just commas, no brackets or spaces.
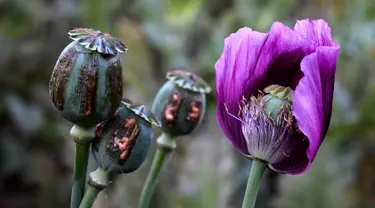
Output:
152,69,211,137
92,98,161,174
49,28,127,127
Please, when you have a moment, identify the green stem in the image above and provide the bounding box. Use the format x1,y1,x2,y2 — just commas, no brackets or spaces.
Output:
139,149,167,208
139,134,176,208
71,143,89,208
79,168,109,208
79,185,100,208
70,125,95,208
241,159,267,208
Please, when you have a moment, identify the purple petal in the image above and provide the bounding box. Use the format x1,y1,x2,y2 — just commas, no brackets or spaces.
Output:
215,23,311,155
294,19,338,47
252,22,312,90
215,27,267,155
286,46,340,174
268,133,310,174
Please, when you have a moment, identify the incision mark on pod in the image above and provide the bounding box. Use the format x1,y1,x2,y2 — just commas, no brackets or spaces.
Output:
186,100,201,125
163,91,183,128
112,118,140,160
83,56,98,116
106,61,123,113
50,47,78,111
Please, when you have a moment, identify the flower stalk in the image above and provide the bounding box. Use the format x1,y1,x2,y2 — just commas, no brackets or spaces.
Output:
79,185,99,208
79,167,110,208
139,133,176,208
241,159,267,208
70,125,95,208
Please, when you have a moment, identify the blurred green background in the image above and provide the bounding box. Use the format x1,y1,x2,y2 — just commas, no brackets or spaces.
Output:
0,0,375,207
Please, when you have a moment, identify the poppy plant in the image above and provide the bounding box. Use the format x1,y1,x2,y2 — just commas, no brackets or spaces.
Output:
215,19,339,207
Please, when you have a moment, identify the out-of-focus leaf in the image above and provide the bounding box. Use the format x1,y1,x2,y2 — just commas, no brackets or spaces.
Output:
166,0,202,24
0,134,27,174
4,94,43,136
0,1,31,38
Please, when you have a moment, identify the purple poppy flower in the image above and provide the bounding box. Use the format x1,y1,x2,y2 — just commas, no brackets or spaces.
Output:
215,19,340,174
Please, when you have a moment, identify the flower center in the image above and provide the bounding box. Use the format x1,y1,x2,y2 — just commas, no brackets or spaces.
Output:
264,85,293,101
241,89,295,137
225,84,302,162
262,85,293,122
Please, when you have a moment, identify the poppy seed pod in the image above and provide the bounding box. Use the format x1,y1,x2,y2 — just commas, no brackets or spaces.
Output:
152,70,211,137
92,98,161,174
262,85,293,121
49,28,127,127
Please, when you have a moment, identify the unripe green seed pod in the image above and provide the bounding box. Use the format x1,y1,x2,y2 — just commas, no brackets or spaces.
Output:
92,98,161,174
152,70,211,137
263,85,293,121
49,28,127,127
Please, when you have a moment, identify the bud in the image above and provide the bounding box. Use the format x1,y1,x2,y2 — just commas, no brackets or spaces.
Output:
152,70,211,137
92,98,161,174
49,28,127,127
